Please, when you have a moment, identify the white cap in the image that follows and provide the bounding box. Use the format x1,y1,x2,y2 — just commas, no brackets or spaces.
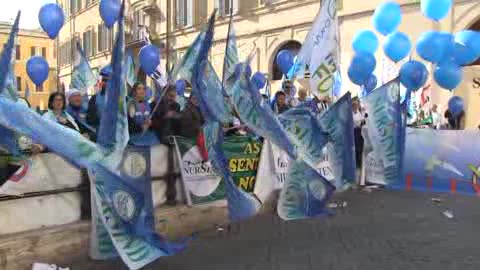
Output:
66,88,81,101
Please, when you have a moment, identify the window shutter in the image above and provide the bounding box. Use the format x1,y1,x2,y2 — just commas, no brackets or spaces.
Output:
232,0,239,14
176,0,184,26
186,0,193,26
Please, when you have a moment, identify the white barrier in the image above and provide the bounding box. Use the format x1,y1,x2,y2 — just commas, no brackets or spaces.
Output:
0,144,183,235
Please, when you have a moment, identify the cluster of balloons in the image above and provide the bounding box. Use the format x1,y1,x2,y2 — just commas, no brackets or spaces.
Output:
26,3,65,86
349,0,479,97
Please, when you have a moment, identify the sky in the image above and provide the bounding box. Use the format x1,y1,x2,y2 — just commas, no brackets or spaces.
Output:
0,0,56,29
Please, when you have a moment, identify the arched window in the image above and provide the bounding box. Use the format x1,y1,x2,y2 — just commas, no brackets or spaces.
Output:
271,41,302,80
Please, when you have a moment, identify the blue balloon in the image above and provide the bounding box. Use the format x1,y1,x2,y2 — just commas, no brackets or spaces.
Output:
27,56,49,86
39,4,65,39
276,50,295,75
399,60,428,91
384,32,411,62
352,30,379,54
348,52,376,86
176,80,186,96
100,0,121,28
416,31,453,63
100,65,112,77
363,74,378,92
372,1,402,36
251,72,267,90
421,0,453,21
451,41,479,66
448,96,464,117
455,30,480,57
434,61,463,90
139,45,160,75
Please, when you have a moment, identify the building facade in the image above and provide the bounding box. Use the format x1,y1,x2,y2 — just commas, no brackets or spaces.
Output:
0,22,57,110
57,0,480,128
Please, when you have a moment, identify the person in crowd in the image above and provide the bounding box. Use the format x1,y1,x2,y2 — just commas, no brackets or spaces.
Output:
178,95,204,139
66,89,95,138
282,80,299,107
127,82,152,135
444,109,465,130
86,65,111,129
297,89,308,106
313,95,331,113
151,85,181,143
430,104,441,129
352,99,366,168
272,91,290,114
32,92,81,154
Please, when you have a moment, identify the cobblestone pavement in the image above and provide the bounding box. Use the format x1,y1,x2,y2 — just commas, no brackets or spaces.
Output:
69,189,480,270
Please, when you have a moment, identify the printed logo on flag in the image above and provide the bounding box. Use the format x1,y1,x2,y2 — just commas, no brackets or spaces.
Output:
123,152,147,178
113,190,136,221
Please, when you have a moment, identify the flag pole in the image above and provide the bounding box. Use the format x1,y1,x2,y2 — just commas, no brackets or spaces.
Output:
221,1,234,96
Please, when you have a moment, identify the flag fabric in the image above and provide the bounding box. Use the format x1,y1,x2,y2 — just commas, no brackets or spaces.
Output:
190,11,260,222
230,63,297,159
317,92,356,190
91,147,187,270
362,79,404,186
278,108,329,168
71,42,97,95
96,2,129,156
277,158,335,221
202,121,261,222
0,12,30,156
222,15,239,96
126,49,137,87
288,0,339,98
0,11,20,101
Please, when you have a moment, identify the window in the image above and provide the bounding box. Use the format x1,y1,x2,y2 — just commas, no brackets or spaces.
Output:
42,47,47,58
216,0,239,16
176,0,193,27
30,46,36,57
97,24,113,52
85,29,97,56
70,0,76,14
36,84,44,92
16,45,20,60
16,77,21,92
77,0,82,11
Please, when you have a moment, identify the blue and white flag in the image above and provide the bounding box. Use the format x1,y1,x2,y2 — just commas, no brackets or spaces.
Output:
231,63,297,159
92,147,187,270
71,42,96,95
317,92,356,190
362,79,403,186
288,0,339,98
278,108,329,168
203,121,261,222
191,12,260,222
277,159,335,221
126,49,137,87
222,15,239,96
97,1,129,156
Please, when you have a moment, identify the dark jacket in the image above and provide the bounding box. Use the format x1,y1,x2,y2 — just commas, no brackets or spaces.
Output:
151,99,181,143
86,93,103,128
178,102,204,139
128,99,153,135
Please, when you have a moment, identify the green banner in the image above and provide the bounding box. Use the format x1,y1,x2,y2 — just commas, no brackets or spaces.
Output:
175,136,262,205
